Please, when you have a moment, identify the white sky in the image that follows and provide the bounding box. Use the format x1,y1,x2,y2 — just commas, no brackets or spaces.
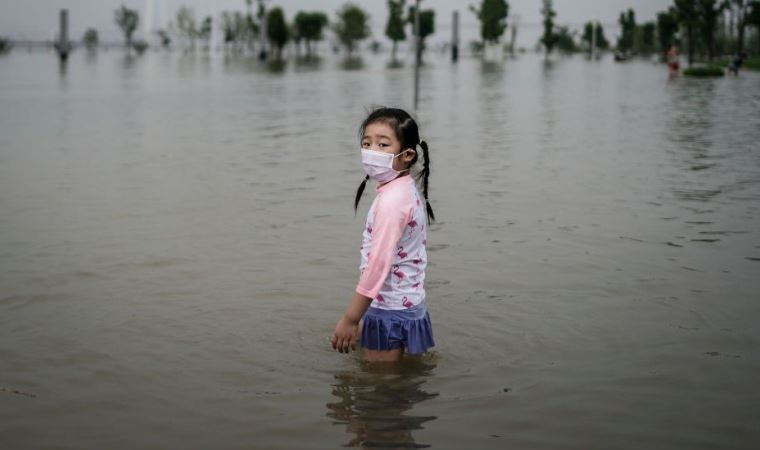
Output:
0,0,673,46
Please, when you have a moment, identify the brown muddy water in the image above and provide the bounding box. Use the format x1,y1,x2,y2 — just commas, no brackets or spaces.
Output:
1,49,759,449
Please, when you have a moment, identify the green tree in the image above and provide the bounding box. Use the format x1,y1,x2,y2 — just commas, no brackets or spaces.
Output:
637,21,656,53
407,5,435,63
732,0,752,53
294,11,328,58
157,29,171,48
749,1,760,52
698,0,727,59
674,0,700,65
266,7,289,60
469,0,509,45
114,5,139,48
176,6,197,48
83,28,99,49
0,37,11,54
199,16,212,46
555,26,577,52
656,7,679,51
222,11,252,48
385,0,406,62
617,8,636,53
333,3,370,57
581,21,609,53
540,0,558,57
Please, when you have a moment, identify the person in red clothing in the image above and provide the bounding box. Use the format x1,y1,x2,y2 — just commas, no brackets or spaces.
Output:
667,45,680,76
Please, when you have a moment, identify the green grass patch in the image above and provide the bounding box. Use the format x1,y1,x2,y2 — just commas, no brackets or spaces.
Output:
744,57,760,71
684,66,725,77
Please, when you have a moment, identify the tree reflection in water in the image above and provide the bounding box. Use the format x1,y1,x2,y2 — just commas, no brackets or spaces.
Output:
326,356,439,449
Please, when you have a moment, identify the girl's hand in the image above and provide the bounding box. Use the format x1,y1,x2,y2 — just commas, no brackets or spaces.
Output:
331,316,360,353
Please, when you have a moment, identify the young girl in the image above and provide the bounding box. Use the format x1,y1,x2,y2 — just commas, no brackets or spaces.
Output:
331,107,436,363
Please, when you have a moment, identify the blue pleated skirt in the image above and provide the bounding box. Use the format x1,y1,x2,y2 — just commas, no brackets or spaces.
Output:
360,301,435,355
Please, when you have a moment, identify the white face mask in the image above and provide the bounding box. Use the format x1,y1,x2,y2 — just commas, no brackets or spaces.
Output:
361,148,411,183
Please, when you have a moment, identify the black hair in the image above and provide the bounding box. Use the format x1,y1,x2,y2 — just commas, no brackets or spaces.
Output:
354,106,435,223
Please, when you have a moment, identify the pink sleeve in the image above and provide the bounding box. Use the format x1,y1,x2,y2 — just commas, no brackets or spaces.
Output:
356,190,412,299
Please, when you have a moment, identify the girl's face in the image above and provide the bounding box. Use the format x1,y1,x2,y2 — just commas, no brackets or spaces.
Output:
361,121,416,172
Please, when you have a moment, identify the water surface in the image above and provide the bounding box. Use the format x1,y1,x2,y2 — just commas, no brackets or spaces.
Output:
1,49,759,449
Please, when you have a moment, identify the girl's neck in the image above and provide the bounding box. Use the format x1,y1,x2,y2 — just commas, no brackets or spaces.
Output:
378,172,410,187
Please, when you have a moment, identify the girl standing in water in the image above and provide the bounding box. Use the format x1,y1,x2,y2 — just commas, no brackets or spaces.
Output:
331,107,435,363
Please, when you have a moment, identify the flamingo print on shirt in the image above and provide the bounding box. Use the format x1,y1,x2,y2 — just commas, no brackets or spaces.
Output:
356,176,428,310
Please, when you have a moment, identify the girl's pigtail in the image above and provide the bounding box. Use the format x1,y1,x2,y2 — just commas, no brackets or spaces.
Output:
419,140,435,222
354,174,370,214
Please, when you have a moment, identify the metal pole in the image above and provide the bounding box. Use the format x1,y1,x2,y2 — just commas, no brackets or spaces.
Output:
57,9,69,61
259,0,268,60
413,0,421,110
452,10,459,62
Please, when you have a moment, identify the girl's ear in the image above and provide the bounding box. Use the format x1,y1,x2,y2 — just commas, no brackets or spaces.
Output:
403,148,416,162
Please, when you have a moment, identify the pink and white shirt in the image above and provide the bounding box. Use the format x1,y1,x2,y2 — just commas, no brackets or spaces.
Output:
356,175,428,310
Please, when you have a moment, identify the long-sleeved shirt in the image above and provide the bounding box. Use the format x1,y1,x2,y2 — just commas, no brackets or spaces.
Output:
356,175,428,310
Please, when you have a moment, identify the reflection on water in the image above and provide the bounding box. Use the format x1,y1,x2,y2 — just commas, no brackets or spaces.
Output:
1,49,759,449
326,358,438,449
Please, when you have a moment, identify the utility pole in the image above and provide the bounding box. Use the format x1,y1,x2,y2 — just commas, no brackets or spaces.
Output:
55,9,71,61
413,0,421,110
258,0,268,60
452,10,459,62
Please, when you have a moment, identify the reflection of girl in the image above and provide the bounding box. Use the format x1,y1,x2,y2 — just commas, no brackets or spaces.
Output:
326,360,438,448
331,107,435,363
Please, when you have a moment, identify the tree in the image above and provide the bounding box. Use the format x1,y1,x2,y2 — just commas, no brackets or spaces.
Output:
637,21,656,53
333,3,370,57
749,1,760,52
266,7,289,60
222,11,253,49
540,0,558,57
674,0,700,65
617,8,636,53
198,16,212,47
157,29,171,48
176,6,197,48
83,28,99,49
294,11,328,58
385,0,406,62
555,26,577,53
657,7,679,51
114,5,139,49
243,0,259,52
469,0,509,45
732,0,752,53
698,0,727,59
407,5,435,63
581,21,609,53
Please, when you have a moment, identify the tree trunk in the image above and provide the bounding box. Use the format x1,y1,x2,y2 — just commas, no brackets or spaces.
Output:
688,26,695,65
391,40,397,62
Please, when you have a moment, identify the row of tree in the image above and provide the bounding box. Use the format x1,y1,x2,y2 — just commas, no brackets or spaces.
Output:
613,1,760,64
106,1,435,60
102,0,521,61
98,1,760,63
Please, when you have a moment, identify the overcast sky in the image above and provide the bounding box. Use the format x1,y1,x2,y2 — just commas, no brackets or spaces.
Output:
1,0,673,47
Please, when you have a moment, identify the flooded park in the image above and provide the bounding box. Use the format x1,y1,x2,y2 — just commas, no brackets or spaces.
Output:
1,24,760,450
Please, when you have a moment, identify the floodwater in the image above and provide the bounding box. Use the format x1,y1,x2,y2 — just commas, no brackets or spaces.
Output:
1,48,759,449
